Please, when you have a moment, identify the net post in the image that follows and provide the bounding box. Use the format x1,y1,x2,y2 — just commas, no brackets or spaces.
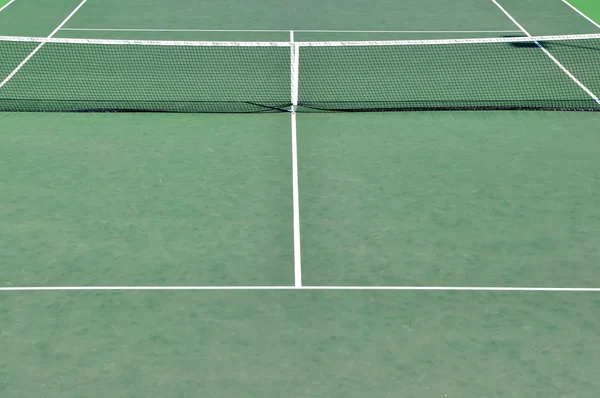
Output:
290,31,299,112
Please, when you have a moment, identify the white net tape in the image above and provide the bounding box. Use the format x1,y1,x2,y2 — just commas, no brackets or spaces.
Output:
1,33,600,47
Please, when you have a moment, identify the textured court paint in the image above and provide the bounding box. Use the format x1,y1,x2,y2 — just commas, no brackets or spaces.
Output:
2,2,600,398
298,112,600,287
569,0,600,26
1,291,600,397
0,113,294,286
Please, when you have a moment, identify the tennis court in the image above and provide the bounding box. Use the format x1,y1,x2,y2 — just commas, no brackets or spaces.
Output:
1,0,600,396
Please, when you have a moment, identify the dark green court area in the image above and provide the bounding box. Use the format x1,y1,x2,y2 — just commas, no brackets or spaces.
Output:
2,291,600,397
299,112,600,287
2,112,599,288
0,113,293,286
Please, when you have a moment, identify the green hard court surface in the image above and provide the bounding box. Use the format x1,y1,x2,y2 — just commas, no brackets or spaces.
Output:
570,0,600,25
1,0,600,396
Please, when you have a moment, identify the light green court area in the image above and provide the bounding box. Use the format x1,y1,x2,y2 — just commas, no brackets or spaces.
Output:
498,0,600,35
570,0,600,25
1,291,600,397
0,113,293,286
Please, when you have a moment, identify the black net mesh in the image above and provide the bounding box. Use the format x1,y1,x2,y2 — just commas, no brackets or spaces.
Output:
0,39,292,112
0,35,599,112
297,37,600,111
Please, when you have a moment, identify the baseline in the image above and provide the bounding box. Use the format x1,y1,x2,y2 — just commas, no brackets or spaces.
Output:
1,286,600,292
59,28,523,33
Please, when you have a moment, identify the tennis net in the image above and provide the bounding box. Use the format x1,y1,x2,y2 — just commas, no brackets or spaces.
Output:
0,34,599,112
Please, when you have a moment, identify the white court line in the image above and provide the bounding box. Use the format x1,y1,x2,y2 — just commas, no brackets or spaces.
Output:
492,0,600,105
0,0,16,13
291,112,302,286
3,34,598,46
59,28,523,33
290,30,302,287
0,0,88,89
1,286,600,292
562,0,600,30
